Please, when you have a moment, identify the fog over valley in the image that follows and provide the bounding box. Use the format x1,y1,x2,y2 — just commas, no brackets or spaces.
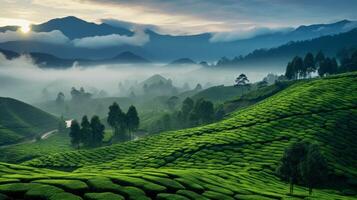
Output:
0,53,282,103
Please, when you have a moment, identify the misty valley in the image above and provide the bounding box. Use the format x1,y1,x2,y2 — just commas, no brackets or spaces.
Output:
0,3,357,200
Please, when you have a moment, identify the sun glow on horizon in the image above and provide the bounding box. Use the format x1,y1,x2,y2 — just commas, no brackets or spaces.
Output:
20,24,31,33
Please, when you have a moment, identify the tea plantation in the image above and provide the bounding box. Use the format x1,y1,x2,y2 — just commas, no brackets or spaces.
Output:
0,72,356,199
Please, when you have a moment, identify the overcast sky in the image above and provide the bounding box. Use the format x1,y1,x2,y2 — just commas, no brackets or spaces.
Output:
1,0,357,35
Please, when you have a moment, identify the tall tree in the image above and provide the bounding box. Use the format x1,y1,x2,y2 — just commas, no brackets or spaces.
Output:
235,73,249,86
107,102,127,140
126,105,140,140
292,56,304,79
285,62,295,80
304,53,315,77
299,144,328,195
277,141,309,194
69,120,81,149
81,116,92,147
90,116,105,147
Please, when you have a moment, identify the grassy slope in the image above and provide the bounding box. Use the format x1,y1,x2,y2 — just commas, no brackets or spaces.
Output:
0,72,356,199
0,97,59,145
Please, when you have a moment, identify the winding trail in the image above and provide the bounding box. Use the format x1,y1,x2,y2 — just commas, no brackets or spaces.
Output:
0,129,58,149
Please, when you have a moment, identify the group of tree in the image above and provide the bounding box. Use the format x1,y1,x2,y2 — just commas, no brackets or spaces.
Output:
69,115,105,149
150,97,225,133
71,87,92,103
107,103,140,141
285,50,357,80
277,141,328,195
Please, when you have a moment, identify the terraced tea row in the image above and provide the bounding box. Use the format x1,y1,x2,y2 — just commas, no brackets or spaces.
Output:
0,163,355,200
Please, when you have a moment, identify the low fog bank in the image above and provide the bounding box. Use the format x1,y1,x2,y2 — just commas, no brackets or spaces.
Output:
0,53,283,103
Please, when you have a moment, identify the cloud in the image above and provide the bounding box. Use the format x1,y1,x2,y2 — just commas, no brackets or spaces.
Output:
0,28,150,49
72,29,150,48
209,27,293,42
0,30,69,44
102,19,160,32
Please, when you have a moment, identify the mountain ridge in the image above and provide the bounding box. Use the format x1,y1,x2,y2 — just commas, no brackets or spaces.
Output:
1,17,356,61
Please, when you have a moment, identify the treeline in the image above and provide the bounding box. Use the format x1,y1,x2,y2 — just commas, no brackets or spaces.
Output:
69,115,105,149
149,97,225,133
285,49,357,79
107,103,139,142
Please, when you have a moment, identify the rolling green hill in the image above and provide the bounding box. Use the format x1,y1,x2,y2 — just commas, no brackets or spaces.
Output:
0,72,356,199
191,85,249,103
0,97,59,146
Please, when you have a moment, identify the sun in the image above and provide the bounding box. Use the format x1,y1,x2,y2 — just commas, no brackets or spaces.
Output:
20,24,31,34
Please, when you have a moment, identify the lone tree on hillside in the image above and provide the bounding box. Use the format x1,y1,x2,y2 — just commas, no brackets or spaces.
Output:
90,116,105,147
277,141,308,194
235,73,249,86
126,105,139,140
277,141,328,195
69,120,81,149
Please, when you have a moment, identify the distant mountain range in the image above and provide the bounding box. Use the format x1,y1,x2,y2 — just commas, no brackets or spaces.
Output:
213,28,357,68
0,49,149,68
1,16,357,62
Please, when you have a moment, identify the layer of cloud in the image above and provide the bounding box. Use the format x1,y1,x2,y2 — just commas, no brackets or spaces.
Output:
72,29,149,49
0,28,150,48
210,27,293,42
102,19,160,32
0,30,69,44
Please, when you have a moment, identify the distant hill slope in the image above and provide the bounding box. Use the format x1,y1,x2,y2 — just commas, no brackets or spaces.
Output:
217,28,357,68
26,72,357,181
0,97,58,145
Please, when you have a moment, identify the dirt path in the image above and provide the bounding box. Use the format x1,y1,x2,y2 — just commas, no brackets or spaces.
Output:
0,129,58,149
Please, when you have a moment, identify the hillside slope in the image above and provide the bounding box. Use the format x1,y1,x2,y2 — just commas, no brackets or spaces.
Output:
0,97,58,145
13,72,356,199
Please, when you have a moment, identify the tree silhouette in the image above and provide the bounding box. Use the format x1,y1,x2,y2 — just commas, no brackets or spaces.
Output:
235,73,249,86
90,116,105,147
126,105,139,140
299,144,328,195
69,120,81,149
277,141,308,194
107,102,126,140
81,116,92,147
